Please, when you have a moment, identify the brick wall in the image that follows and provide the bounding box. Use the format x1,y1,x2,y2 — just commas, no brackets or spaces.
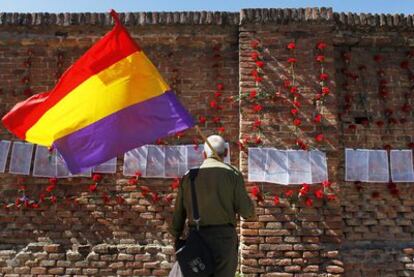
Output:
0,8,413,277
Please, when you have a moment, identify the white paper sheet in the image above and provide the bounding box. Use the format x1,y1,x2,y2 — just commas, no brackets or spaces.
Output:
123,146,148,177
390,150,414,182
146,145,166,177
33,145,56,177
165,146,187,177
248,147,267,182
310,150,328,183
93,158,117,174
0,140,11,173
368,150,389,182
345,149,369,182
265,149,288,185
187,144,205,170
9,142,34,175
287,150,312,184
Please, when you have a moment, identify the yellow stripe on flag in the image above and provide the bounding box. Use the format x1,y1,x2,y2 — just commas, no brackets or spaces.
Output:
26,51,169,146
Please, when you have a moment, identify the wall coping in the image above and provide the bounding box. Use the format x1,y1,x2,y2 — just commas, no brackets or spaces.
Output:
0,8,413,28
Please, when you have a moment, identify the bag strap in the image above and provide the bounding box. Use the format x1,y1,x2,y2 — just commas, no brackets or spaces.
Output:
189,169,200,230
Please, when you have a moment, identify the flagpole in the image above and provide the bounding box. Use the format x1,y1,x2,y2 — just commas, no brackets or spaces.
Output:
194,125,222,161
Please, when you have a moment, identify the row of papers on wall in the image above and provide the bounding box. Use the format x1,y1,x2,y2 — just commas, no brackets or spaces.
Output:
0,140,229,178
345,148,414,183
0,140,413,183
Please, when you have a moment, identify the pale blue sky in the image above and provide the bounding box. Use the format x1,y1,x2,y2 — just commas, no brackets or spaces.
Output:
2,0,414,14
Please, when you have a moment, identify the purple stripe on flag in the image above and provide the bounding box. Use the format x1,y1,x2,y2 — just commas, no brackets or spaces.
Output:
54,90,194,173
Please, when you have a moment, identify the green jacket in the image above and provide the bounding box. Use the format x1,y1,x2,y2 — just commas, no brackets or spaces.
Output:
170,158,255,238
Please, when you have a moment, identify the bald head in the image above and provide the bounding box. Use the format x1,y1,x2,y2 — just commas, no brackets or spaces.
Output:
203,135,227,158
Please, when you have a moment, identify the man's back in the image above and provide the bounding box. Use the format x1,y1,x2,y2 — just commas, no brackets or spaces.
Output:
171,158,255,237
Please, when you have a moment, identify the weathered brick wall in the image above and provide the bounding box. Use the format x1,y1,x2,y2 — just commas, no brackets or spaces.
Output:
0,8,413,277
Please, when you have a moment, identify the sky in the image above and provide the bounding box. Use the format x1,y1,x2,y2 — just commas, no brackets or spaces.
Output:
2,0,414,14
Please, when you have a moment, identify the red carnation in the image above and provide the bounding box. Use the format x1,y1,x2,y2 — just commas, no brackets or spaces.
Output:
88,184,97,193
251,52,259,61
315,134,324,142
316,42,327,50
319,73,329,81
217,126,225,134
296,139,308,150
254,136,262,144
287,57,297,64
314,114,322,123
290,86,298,94
293,118,301,126
305,197,313,207
314,188,324,199
255,61,265,68
210,100,218,109
253,119,261,129
102,193,110,204
273,196,280,205
127,178,137,185
217,83,224,90
252,104,263,113
290,108,299,116
283,80,291,88
321,87,330,95
249,90,257,99
171,178,180,190
285,190,294,198
92,173,102,182
251,69,259,77
214,91,222,98
198,116,206,124
299,183,310,196
212,116,221,123
293,101,301,108
48,177,57,186
254,76,263,83
251,186,260,197
287,42,296,50
316,55,325,63
46,185,56,193
322,180,331,188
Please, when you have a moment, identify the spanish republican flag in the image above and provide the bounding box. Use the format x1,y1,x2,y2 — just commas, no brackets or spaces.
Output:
2,10,194,174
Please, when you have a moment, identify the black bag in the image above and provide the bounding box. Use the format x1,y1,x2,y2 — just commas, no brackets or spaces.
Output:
176,169,215,277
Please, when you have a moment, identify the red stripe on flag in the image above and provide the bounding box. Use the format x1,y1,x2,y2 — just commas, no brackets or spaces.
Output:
2,22,140,140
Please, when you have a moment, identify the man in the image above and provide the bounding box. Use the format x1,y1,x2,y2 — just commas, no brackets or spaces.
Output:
170,135,256,277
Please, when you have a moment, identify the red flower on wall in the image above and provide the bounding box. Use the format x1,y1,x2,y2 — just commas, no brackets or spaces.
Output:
255,61,265,68
299,183,310,196
316,55,325,63
314,114,322,123
287,42,296,49
214,91,222,98
249,90,257,99
290,108,299,116
287,57,297,64
322,180,332,189
290,86,298,94
315,134,324,142
210,100,218,109
293,101,301,108
314,188,324,199
217,126,225,134
321,87,330,95
316,42,327,50
171,178,180,190
250,40,260,49
217,83,224,90
293,118,301,126
251,52,259,61
253,119,262,129
319,73,329,81
273,196,280,205
283,80,291,88
252,104,263,113
198,116,206,124
212,116,221,124
88,184,97,193
92,173,102,182
305,197,313,207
